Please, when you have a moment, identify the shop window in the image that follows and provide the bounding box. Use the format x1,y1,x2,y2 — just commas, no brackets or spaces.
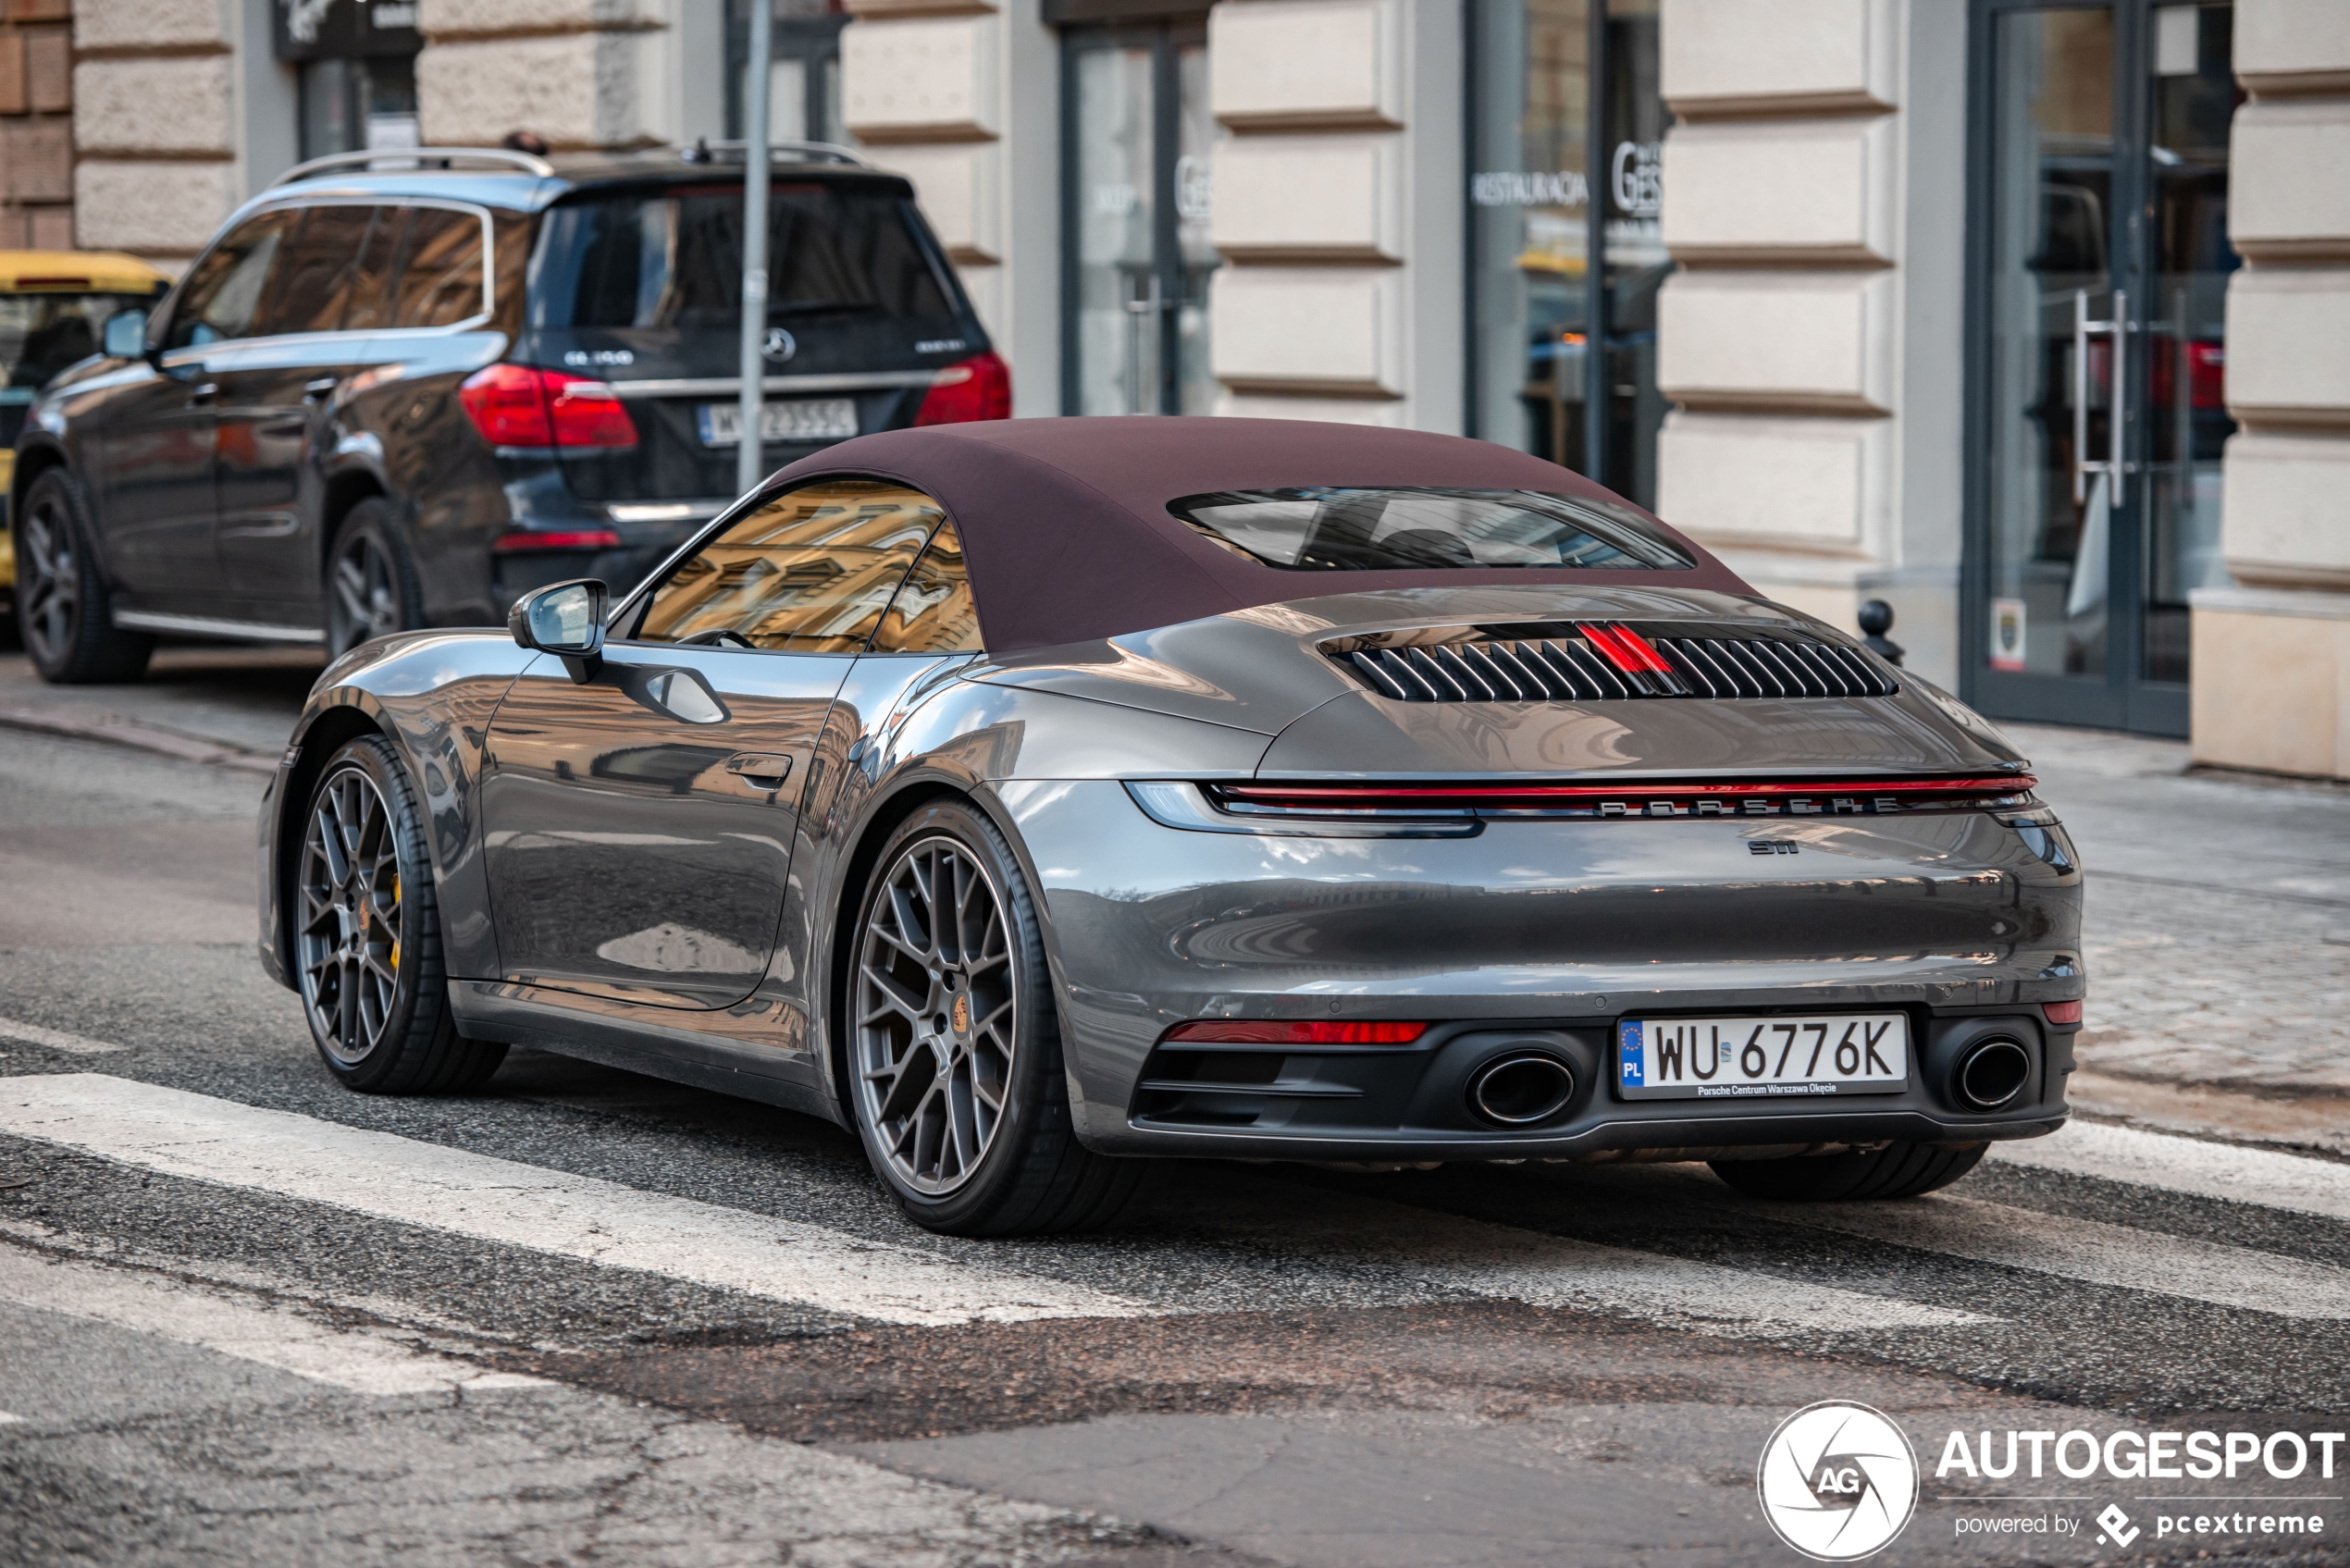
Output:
1467,0,1671,510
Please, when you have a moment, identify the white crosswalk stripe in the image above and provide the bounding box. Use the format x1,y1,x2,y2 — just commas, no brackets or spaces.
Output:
0,1018,122,1056
1,1074,1984,1336
1755,1193,2350,1320
1990,1118,2350,1224
0,1245,550,1395
0,1074,1142,1327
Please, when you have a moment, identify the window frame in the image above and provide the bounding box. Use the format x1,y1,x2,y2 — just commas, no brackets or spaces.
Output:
153,195,501,356
611,474,981,658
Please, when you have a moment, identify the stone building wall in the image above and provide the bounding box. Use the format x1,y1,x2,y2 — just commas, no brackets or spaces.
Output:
2194,0,2350,777
0,0,76,251
1649,0,1965,687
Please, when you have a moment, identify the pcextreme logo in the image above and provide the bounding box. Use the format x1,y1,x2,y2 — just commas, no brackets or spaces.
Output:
1758,1401,1921,1561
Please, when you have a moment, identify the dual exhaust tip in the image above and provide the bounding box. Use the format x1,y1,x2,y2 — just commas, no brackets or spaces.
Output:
1463,1036,2030,1128
1467,1053,1577,1127
1954,1036,2032,1111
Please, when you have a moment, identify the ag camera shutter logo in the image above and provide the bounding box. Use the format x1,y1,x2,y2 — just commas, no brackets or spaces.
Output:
1758,1401,1920,1561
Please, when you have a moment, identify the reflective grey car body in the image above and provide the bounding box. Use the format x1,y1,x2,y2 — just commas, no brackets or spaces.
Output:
258,420,2084,1170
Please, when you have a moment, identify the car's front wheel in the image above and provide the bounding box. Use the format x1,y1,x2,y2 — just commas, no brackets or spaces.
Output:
1708,1141,1986,1201
15,468,153,684
293,735,506,1093
847,799,1151,1236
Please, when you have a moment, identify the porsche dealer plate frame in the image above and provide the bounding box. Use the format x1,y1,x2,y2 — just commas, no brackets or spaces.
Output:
1615,1013,1910,1100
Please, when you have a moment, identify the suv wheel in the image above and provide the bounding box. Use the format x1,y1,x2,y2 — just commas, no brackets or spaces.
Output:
325,499,423,659
847,798,1153,1236
294,735,507,1093
1708,1141,1987,1201
14,468,153,684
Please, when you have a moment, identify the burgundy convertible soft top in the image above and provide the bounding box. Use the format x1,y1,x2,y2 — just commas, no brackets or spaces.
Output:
767,417,1750,656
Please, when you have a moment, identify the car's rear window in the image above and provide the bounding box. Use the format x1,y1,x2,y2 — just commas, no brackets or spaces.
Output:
1169,487,1696,572
531,183,959,330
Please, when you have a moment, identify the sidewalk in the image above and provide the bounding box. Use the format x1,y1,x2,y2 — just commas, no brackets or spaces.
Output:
2004,722,2350,1155
1,647,2343,1151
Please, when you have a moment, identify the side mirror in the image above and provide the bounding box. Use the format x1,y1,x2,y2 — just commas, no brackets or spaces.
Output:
103,309,149,360
509,578,609,683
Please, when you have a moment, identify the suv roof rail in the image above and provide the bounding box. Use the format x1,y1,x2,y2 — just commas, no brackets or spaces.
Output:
270,146,557,186
677,138,875,169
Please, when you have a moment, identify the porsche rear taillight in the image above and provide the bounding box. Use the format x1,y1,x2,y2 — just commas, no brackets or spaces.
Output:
459,364,639,450
914,351,1012,425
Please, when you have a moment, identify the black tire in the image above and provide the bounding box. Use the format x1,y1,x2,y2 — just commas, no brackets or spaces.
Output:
1708,1141,1987,1202
292,734,507,1094
324,498,424,660
13,467,153,684
846,798,1152,1237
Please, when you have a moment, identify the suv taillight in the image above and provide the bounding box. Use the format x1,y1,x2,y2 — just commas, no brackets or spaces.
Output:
914,351,1011,425
459,364,638,450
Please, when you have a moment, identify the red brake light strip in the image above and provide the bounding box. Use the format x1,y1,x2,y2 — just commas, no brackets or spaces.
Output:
1217,775,2036,812
1582,623,1675,676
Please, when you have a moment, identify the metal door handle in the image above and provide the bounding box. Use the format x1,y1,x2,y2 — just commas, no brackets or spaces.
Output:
2072,289,2128,506
303,377,338,403
185,382,218,407
724,752,793,790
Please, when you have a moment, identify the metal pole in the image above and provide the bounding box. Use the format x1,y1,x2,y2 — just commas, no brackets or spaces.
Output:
736,0,773,496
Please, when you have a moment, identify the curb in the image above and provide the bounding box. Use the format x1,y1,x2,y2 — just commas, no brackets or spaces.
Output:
0,703,281,776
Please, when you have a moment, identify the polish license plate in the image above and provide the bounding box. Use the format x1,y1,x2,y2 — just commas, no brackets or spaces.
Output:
1615,1014,1909,1100
697,398,858,446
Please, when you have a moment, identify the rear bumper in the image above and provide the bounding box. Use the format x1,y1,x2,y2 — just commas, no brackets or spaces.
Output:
996,779,2085,1161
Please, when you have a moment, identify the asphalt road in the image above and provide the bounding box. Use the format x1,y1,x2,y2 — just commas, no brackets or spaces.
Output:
3,695,2348,1565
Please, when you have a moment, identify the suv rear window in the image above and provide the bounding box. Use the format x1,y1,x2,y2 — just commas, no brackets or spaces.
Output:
531,183,958,330
1169,488,1696,572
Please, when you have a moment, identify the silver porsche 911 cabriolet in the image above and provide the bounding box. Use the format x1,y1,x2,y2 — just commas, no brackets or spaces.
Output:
258,418,2084,1236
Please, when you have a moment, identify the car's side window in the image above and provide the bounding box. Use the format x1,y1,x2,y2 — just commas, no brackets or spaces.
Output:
392,206,489,328
260,205,385,338
870,520,982,654
165,210,299,350
632,480,949,654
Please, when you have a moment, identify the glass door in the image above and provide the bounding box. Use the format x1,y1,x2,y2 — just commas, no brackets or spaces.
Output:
1062,23,1218,415
1965,0,2239,735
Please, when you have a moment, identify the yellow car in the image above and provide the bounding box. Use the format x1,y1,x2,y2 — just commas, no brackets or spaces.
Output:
0,250,171,625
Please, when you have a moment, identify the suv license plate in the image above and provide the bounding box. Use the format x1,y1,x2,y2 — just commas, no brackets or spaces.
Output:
1616,1014,1909,1100
698,398,858,446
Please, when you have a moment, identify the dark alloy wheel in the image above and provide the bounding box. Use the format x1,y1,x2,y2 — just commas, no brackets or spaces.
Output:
294,735,506,1093
14,468,153,684
325,500,422,659
848,799,1151,1235
1708,1140,1987,1202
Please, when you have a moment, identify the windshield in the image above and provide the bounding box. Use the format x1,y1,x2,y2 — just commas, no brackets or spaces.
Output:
1169,487,1697,572
531,183,959,330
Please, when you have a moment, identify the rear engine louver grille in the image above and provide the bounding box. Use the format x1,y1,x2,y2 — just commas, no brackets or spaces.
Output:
1341,629,1897,703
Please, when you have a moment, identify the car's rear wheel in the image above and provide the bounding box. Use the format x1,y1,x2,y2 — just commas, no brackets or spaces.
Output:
847,799,1151,1236
294,735,506,1093
1708,1141,1986,1201
325,499,423,659
15,468,153,684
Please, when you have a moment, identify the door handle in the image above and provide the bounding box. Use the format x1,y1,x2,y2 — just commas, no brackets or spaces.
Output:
2072,289,2127,506
303,377,339,403
185,382,218,408
724,752,794,790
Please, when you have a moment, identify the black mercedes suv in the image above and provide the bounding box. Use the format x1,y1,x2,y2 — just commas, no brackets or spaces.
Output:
9,144,1006,681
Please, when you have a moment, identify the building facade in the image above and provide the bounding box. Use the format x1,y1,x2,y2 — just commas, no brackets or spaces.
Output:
36,0,2350,778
